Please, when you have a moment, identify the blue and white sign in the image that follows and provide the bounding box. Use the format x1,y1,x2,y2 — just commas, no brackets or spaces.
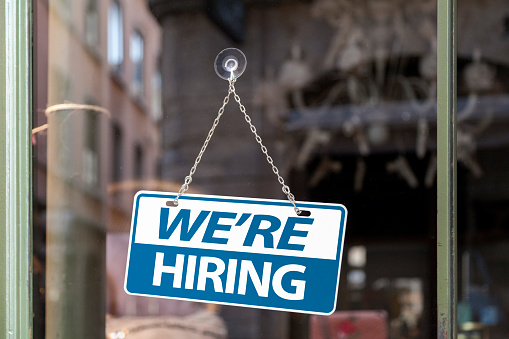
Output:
125,191,347,315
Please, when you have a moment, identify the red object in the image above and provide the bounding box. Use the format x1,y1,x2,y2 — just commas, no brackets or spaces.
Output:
338,319,358,335
310,310,388,339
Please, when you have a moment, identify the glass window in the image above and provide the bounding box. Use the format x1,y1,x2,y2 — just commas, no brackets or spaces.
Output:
108,0,123,73
27,0,509,338
151,63,162,120
111,122,123,182
83,110,100,186
456,0,509,336
84,0,99,48
130,30,144,98
133,143,143,179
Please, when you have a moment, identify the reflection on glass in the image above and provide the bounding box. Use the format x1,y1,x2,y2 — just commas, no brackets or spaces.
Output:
34,0,163,338
130,31,144,97
111,122,123,183
133,143,144,179
45,105,107,339
348,246,366,268
32,0,509,338
83,109,100,186
151,66,163,121
456,0,509,337
108,0,123,73
84,0,99,48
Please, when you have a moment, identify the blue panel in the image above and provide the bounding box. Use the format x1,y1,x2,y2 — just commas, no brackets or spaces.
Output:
126,244,340,314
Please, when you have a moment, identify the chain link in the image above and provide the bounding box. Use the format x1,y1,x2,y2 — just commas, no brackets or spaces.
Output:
173,81,233,205
174,78,301,215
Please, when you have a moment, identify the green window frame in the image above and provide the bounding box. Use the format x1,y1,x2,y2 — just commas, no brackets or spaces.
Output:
0,0,458,337
1,0,33,338
437,0,457,337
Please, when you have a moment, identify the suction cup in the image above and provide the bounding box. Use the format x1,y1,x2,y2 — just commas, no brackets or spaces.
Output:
214,48,247,80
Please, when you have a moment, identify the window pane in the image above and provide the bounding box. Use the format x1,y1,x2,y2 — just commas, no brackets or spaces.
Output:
83,110,100,186
134,143,143,179
85,0,99,48
108,0,123,72
33,0,440,338
151,65,162,120
457,0,509,336
111,123,123,182
130,31,144,97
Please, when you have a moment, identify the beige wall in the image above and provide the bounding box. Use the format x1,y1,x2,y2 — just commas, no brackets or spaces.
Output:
39,0,162,231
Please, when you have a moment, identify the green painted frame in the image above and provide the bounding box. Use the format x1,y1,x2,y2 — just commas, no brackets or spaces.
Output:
0,0,33,338
437,0,457,337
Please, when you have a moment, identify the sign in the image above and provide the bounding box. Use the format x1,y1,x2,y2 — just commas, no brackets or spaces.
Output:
125,191,347,315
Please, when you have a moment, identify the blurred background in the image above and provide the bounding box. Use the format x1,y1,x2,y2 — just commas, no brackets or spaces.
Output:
32,0,509,338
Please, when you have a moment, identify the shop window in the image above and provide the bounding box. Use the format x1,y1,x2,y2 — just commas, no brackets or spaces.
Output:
130,30,144,98
84,0,99,48
26,0,509,337
107,0,123,74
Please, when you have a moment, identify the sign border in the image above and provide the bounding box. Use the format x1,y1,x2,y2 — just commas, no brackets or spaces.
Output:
124,190,347,315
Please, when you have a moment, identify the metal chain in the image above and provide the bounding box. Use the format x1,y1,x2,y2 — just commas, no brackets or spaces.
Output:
173,82,233,205
174,78,301,216
230,80,301,215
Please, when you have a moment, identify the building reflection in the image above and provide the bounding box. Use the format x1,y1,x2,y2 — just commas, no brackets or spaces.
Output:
34,0,164,338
